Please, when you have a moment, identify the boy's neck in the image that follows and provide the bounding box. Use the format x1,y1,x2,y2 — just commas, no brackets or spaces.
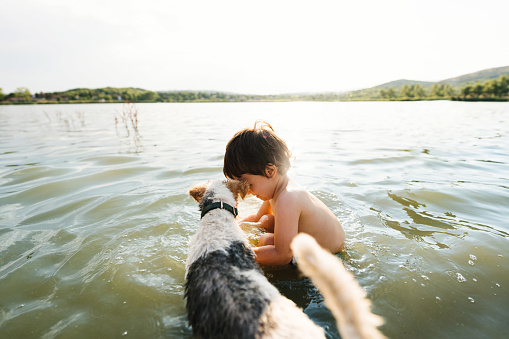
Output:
271,174,289,201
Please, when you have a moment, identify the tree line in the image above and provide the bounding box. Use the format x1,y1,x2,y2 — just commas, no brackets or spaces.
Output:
379,75,509,101
458,75,509,99
0,87,33,103
2,76,508,104
0,86,272,103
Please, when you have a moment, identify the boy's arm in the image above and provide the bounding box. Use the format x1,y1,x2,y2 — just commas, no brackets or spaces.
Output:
253,196,299,266
240,200,272,223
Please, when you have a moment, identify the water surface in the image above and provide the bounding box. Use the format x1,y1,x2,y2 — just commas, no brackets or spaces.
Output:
0,101,508,338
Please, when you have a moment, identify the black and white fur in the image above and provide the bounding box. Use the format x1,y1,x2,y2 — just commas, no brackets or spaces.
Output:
186,180,325,339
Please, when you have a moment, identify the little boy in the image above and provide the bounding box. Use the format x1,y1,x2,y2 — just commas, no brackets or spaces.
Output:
223,121,345,266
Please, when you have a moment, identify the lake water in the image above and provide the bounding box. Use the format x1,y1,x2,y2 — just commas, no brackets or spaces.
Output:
0,101,508,338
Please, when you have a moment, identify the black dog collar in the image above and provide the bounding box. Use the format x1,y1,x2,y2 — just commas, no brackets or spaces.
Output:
201,201,238,219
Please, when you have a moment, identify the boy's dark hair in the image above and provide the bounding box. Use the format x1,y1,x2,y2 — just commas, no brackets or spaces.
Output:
224,121,292,179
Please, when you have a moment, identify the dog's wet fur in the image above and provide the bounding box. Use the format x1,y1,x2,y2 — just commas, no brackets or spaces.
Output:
186,180,384,339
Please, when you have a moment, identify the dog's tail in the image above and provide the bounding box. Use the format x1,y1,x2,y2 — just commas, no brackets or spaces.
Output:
291,233,385,339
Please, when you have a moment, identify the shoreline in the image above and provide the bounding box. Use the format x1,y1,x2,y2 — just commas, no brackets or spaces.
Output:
1,97,507,105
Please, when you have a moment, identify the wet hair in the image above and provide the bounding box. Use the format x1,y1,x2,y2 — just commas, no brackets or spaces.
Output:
223,121,292,179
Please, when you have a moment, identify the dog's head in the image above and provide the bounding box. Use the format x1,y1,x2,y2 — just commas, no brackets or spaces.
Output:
189,180,250,217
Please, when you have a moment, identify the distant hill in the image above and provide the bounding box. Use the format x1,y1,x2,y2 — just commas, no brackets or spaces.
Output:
371,79,434,90
437,66,509,86
346,65,509,100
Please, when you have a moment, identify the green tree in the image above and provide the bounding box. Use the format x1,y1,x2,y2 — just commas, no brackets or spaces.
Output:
429,84,444,98
381,88,399,100
182,92,197,101
14,87,32,102
461,84,472,99
199,92,211,100
498,75,509,97
399,84,413,99
472,82,484,98
443,84,456,97
0,88,5,101
412,84,425,98
484,79,499,97
138,91,159,101
386,88,396,99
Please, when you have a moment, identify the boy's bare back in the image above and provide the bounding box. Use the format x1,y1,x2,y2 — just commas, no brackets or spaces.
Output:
278,179,345,254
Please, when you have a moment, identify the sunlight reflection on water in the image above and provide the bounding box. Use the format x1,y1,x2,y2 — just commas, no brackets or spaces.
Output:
0,102,508,338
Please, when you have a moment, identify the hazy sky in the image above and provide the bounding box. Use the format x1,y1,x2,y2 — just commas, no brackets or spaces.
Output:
1,0,508,94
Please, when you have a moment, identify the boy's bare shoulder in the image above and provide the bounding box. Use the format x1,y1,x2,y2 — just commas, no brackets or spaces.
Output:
276,181,309,208
285,178,306,194
275,188,300,206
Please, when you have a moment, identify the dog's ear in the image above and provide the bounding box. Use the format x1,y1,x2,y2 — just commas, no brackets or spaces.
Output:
225,179,250,201
189,183,207,203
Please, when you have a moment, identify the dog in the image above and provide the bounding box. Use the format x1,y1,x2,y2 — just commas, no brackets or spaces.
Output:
186,179,384,339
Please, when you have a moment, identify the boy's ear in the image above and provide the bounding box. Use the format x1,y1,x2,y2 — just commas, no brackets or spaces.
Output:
189,183,208,203
225,179,250,201
265,164,277,179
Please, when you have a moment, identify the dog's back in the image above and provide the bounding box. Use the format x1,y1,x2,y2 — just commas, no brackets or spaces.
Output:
185,241,271,338
185,240,325,339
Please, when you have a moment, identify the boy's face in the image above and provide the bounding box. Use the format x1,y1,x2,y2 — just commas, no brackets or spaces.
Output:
239,172,275,201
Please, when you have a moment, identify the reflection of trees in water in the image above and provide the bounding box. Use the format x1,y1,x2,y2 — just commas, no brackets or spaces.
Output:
115,101,143,152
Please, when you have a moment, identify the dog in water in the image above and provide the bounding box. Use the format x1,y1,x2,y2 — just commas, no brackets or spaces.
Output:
186,179,384,339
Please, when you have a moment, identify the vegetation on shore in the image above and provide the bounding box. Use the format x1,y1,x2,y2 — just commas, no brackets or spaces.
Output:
2,66,508,104
348,66,509,101
0,87,285,104
375,76,509,101
0,87,346,104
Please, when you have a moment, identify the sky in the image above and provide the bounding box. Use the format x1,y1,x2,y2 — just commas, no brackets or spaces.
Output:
1,0,508,95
